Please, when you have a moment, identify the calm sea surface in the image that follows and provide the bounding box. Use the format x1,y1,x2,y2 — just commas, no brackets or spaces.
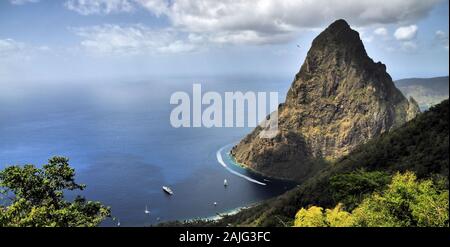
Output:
0,76,296,226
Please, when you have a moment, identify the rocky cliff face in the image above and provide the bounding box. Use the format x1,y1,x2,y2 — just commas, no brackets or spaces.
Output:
230,19,420,181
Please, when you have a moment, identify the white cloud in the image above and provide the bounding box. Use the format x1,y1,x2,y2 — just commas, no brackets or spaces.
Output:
0,38,52,62
199,30,296,45
400,41,418,52
0,38,26,56
392,25,419,52
9,0,39,5
71,22,300,57
394,25,418,41
146,0,440,34
71,24,197,56
65,0,442,28
357,29,374,43
71,20,300,57
136,0,169,17
65,0,134,15
374,27,388,36
435,30,449,51
64,0,442,45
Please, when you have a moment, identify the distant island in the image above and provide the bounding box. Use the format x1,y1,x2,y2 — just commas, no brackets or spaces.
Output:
395,76,449,110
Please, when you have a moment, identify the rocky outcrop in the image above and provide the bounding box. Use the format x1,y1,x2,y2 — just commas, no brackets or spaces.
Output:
231,19,420,181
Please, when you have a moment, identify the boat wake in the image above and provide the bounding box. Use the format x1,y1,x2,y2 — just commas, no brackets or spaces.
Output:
216,145,266,186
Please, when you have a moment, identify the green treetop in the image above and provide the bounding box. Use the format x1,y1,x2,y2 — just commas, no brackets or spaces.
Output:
0,157,110,227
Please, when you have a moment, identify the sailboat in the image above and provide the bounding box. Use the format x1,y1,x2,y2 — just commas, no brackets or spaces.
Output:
224,179,228,187
144,205,150,214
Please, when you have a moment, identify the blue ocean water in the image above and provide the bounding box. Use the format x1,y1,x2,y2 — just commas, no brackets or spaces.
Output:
0,76,295,226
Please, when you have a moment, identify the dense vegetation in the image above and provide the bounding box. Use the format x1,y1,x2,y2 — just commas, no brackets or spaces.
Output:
329,169,390,211
0,157,110,227
294,172,448,227
165,99,449,227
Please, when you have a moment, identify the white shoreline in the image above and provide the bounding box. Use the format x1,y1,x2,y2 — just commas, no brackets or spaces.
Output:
216,144,266,186
185,204,255,223
182,144,267,223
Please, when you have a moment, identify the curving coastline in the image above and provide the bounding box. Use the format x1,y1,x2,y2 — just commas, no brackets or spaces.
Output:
216,144,266,186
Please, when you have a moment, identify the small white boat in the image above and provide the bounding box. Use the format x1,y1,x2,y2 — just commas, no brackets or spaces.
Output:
162,186,174,195
213,202,218,206
144,205,150,214
117,219,121,227
224,179,228,187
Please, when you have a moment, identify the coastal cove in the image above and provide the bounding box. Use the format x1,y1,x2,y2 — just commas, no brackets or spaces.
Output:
182,144,297,223
0,76,295,226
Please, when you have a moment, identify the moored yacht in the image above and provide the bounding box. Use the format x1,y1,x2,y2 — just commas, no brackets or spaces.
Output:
162,186,174,195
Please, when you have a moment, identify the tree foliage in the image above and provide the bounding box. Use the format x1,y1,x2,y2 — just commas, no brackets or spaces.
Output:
0,157,110,227
353,172,448,227
294,204,355,227
294,172,449,227
330,169,390,210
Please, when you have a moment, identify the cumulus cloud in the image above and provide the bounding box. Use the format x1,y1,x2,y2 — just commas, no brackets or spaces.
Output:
435,30,449,51
392,25,419,52
159,0,437,32
71,23,300,56
9,0,39,4
394,25,418,41
71,24,197,55
65,0,134,15
374,27,388,37
64,0,441,45
65,0,442,27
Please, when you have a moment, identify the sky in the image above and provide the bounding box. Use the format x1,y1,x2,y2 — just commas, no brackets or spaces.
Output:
0,0,449,83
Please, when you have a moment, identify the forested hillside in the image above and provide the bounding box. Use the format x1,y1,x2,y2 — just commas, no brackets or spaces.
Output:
166,99,448,227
